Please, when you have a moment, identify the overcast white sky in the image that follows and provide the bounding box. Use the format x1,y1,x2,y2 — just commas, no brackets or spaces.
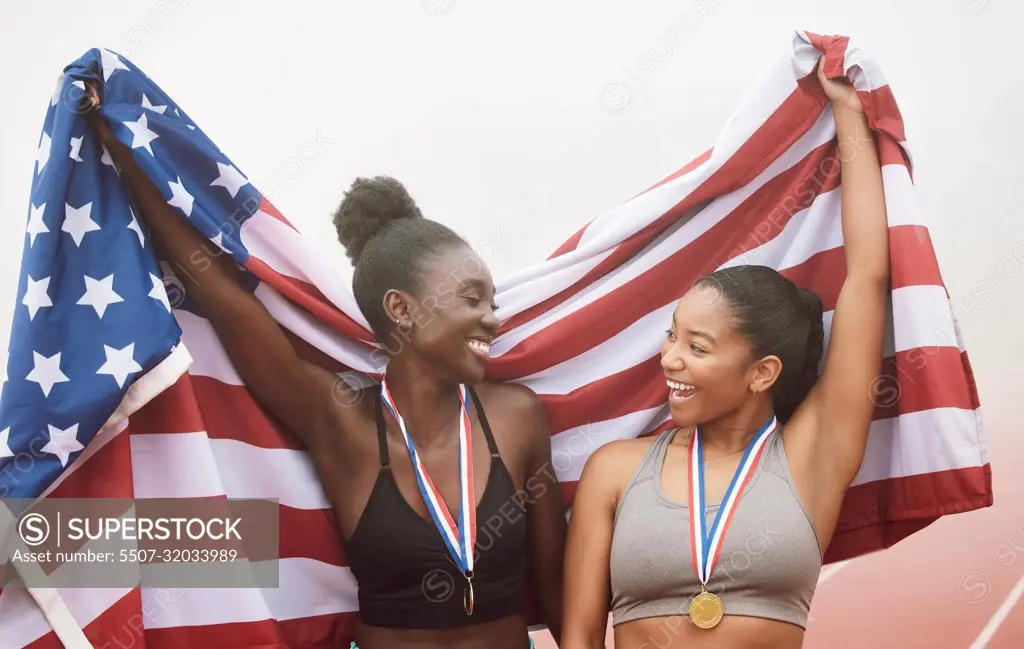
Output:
1,0,1021,434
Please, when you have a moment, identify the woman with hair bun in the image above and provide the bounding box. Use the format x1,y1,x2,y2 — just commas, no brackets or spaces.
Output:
561,63,892,649
83,85,565,649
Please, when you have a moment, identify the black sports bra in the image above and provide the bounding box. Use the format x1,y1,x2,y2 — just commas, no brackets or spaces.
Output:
344,388,527,629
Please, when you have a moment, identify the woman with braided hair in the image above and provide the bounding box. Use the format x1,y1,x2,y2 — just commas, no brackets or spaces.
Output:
561,61,890,649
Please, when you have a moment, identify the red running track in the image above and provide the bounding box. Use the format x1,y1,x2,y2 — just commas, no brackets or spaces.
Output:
530,419,1023,648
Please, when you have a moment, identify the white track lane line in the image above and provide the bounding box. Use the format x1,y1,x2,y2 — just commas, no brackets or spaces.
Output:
969,572,1024,649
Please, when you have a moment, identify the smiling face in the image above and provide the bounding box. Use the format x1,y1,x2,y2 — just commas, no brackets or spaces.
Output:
384,243,500,384
660,282,781,427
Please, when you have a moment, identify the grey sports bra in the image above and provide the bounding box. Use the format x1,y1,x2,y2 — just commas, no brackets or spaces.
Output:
609,426,823,629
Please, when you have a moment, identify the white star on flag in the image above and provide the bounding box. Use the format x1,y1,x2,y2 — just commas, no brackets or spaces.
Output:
62,201,101,246
149,273,172,312
69,136,84,162
101,48,129,82
141,94,167,114
167,177,195,216
125,113,159,155
77,274,124,318
26,351,70,397
27,202,48,247
96,343,143,388
128,206,145,247
210,162,249,198
42,423,83,468
22,275,53,321
101,144,116,168
210,231,225,251
50,78,87,112
36,131,51,175
0,428,12,459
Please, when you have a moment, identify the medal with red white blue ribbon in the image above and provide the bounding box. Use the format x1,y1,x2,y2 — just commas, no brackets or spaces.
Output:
379,376,477,615
686,414,778,629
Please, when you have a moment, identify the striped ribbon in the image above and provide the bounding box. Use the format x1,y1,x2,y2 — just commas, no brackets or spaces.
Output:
379,376,476,577
688,414,778,586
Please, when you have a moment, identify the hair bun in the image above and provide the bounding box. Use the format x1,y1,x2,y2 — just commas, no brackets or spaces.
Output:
333,176,423,261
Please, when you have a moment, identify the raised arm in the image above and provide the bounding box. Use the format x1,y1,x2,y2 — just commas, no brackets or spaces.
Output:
83,85,347,453
795,64,891,490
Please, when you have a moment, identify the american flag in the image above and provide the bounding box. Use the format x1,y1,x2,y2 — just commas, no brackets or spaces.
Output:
0,32,991,648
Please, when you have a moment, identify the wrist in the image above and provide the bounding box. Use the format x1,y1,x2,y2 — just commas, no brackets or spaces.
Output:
832,102,869,134
831,97,863,115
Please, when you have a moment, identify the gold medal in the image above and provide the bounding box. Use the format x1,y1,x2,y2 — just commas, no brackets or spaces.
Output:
689,589,724,629
463,572,474,616
685,416,777,631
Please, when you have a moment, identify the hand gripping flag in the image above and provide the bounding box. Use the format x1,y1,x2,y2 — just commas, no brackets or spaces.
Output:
0,31,992,649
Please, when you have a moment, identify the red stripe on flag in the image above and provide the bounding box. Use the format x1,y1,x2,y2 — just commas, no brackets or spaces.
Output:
279,506,345,565
824,463,993,564
873,349,980,420
245,255,375,347
128,373,307,451
862,85,908,144
540,358,666,435
23,589,144,649
280,327,353,375
48,428,135,499
141,611,357,649
781,224,947,313
878,135,911,169
546,148,717,261
878,135,910,170
887,225,945,291
637,147,716,198
25,611,355,649
258,197,297,230
547,225,588,260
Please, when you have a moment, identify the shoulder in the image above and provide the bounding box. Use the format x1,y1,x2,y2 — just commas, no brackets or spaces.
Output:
474,381,548,438
582,436,659,477
576,435,662,503
475,380,543,414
